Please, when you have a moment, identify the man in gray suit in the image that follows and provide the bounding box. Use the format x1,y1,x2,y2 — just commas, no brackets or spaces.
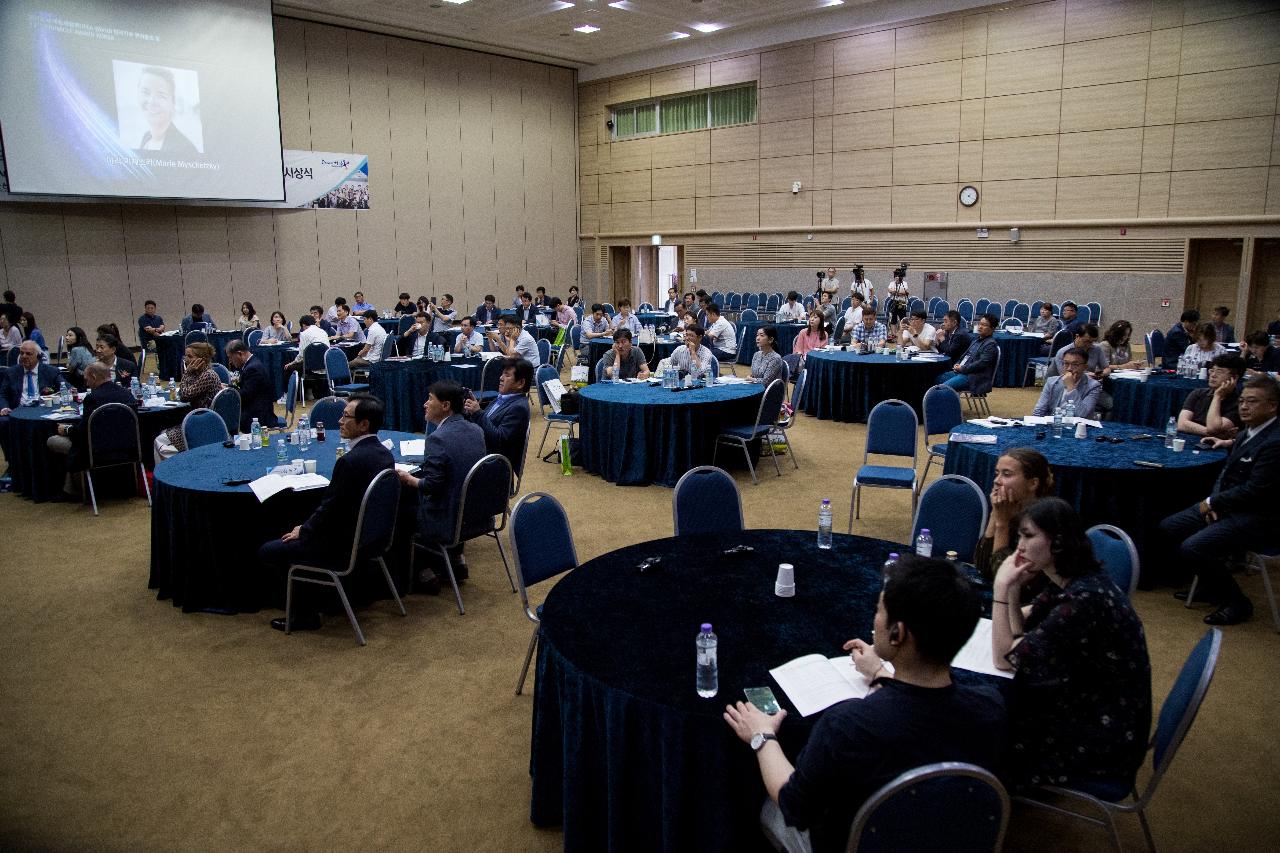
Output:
397,379,487,594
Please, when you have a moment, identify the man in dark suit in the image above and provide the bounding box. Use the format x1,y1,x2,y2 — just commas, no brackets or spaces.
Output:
225,340,278,431
474,294,501,326
1,341,64,470
1163,309,1200,368
932,310,970,360
93,333,139,385
259,394,394,631
46,362,138,495
463,357,531,482
511,291,536,325
1161,376,1280,625
397,380,487,593
396,312,432,358
936,313,999,396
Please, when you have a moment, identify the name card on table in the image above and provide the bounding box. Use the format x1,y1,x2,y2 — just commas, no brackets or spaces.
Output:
399,439,425,456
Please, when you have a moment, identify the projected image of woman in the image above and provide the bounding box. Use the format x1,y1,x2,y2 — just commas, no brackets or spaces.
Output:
136,67,199,156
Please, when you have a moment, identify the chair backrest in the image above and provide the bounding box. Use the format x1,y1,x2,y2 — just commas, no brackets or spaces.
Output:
181,408,229,450
673,466,744,537
932,299,949,320
211,362,232,384
863,399,918,463
1087,301,1102,325
1147,328,1165,365
1146,628,1221,793
245,329,263,348
750,378,788,435
453,453,513,544
184,330,207,345
744,293,759,309
6,347,19,366
381,333,398,361
211,387,241,435
833,315,846,343
922,384,963,440
510,492,578,618
846,762,1009,853
87,402,143,469
302,342,328,372
740,308,758,323
986,301,1002,321
927,297,941,314
956,299,974,322
639,302,653,311
310,396,345,431
1087,524,1140,597
1048,328,1074,356
1029,300,1043,318
842,296,852,311
1076,303,1092,324
285,372,299,424
535,364,558,411
790,368,806,415
345,468,402,574
766,293,781,311
911,475,988,563
481,355,504,395
593,356,607,382
973,298,990,317
537,337,552,366
1012,302,1031,323
324,346,351,383
708,354,720,378
602,302,615,315
757,291,769,305
1003,299,1018,318
570,323,582,351
397,315,415,335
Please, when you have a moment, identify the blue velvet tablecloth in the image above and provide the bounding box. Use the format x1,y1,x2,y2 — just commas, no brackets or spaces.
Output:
207,330,243,365
530,529,999,853
1109,373,1205,428
377,318,401,335
636,311,674,329
736,321,807,365
6,402,189,502
248,343,294,399
800,350,952,423
578,381,763,486
154,335,185,380
148,429,421,613
366,356,487,432
585,337,680,382
944,421,1225,575
992,332,1041,388
525,323,561,343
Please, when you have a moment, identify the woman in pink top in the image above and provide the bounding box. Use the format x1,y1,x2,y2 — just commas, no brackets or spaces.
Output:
792,310,829,363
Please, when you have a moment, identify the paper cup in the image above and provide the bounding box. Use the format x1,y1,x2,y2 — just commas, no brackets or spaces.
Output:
775,563,795,597
1074,421,1088,439
304,459,317,473
1172,438,1186,452
1198,367,1208,380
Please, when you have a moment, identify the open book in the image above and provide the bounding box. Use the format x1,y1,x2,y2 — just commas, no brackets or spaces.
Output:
248,472,330,502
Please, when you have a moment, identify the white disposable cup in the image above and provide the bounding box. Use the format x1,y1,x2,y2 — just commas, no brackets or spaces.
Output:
304,459,317,473
1074,421,1088,439
775,563,795,597
1198,367,1208,380
1172,438,1186,452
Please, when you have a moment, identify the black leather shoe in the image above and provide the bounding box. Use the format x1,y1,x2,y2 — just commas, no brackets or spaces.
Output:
271,613,322,632
1204,600,1253,626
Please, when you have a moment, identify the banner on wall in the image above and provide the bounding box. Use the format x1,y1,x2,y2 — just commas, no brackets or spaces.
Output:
282,149,369,209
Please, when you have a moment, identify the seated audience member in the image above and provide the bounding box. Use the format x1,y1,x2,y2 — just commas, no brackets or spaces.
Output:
350,310,387,370
512,291,536,325
1058,301,1083,337
776,291,806,323
1161,376,1280,625
751,326,785,386
283,315,331,377
840,292,865,338
427,294,458,342
899,309,936,350
1098,320,1143,375
153,342,222,463
581,304,612,341
1177,354,1245,439
94,334,138,384
1182,323,1227,369
725,554,1006,853
351,291,374,314
992,497,1151,793
262,312,293,344
330,304,365,344
236,301,261,332
1032,347,1101,419
1210,305,1234,344
259,395,394,632
682,291,697,311
703,304,737,363
137,301,166,351
850,310,888,350
309,305,335,336
1047,324,1106,378
933,310,970,360
600,329,650,380
0,314,23,351
225,340,277,431
815,291,837,332
417,295,431,315
611,299,642,336
474,294,501,326
323,296,348,323
532,286,551,309
790,311,827,369
1163,309,1200,367
1027,302,1063,355
397,312,432,358
550,297,575,330
451,316,486,356
463,357,532,476
936,314,998,393
566,285,581,308
661,287,680,314
1244,331,1280,375
0,341,62,466
398,381,488,593
63,327,96,388
670,324,716,381
510,285,526,310
394,292,417,316
974,448,1053,577
181,304,215,334
487,314,539,366
19,313,47,354
46,362,138,496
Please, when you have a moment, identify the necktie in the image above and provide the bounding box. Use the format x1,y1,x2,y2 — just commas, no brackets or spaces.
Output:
27,370,37,398
487,396,507,422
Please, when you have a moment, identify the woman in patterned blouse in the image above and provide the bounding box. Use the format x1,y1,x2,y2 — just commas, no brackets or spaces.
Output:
991,497,1151,796
750,326,784,386
153,342,224,463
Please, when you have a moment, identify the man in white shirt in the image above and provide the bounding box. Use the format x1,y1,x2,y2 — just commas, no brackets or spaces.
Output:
841,292,866,340
350,310,387,370
428,293,458,340
775,291,806,323
283,315,332,387
488,314,540,366
323,297,348,323
452,316,486,356
899,309,936,351
703,303,738,362
611,299,641,336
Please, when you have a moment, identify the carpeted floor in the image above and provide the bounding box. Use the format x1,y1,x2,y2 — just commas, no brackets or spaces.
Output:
1,377,1277,852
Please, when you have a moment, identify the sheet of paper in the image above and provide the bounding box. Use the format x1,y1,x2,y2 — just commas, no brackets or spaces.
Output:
949,432,997,444
451,363,477,369
381,439,394,450
394,462,418,473
544,378,567,413
1020,331,1046,338
42,411,79,421
1066,416,1103,428
399,439,425,456
715,376,750,384
1022,415,1053,425
967,418,1009,428
951,619,1014,679
769,654,873,717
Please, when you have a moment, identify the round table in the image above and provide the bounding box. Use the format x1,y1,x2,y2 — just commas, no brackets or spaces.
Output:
367,356,487,432
247,343,295,400
1109,373,1205,428
148,430,421,613
153,335,185,381
5,401,189,502
529,529,992,853
207,330,243,365
992,332,1042,388
636,311,674,329
944,421,1226,576
524,323,560,343
585,337,680,382
578,381,764,486
800,350,952,422
736,321,807,366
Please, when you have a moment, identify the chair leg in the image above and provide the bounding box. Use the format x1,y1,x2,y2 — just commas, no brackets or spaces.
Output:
921,454,935,486
437,546,466,615
86,471,99,516
1136,806,1158,853
378,557,406,616
284,568,295,634
740,439,758,486
766,435,782,478
847,483,858,533
783,432,798,470
331,575,366,646
1248,553,1280,633
1184,575,1199,608
516,624,539,695
139,463,152,506
494,534,516,593
536,421,553,457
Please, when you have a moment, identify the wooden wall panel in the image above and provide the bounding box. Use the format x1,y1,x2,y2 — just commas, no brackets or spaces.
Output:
710,55,760,87
651,66,697,98
1179,13,1280,75
225,210,280,327
1058,127,1144,175
981,135,1060,180
759,191,812,227
493,58,530,292
893,183,959,222
174,209,233,325
892,143,959,185
892,102,961,146
710,125,760,163
1177,64,1280,123
1171,116,1274,170
758,81,814,123
894,60,962,107
1065,0,1153,42
760,119,814,158
1169,167,1270,215
1060,80,1145,130
0,207,75,339
347,32,397,310
522,65,556,293
1056,173,1140,217
760,156,812,194
551,65,581,294
385,38,429,303
985,46,1063,97
832,70,895,114
896,19,965,64
832,149,894,188
761,44,815,88
831,187,891,223
986,1,1066,54
984,91,1062,138
1061,33,1150,88
425,46,466,291
832,110,894,151
120,208,184,337
833,30,895,76
980,178,1058,219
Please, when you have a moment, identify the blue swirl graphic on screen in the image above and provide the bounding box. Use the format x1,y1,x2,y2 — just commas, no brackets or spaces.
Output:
37,22,153,182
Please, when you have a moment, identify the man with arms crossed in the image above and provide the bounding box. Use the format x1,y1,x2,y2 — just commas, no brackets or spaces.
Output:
600,329,650,380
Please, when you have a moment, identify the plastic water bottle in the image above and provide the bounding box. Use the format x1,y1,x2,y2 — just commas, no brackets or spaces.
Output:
817,499,833,549
915,528,933,557
696,623,718,698
276,438,287,464
59,380,71,408
130,376,142,400
250,418,261,448
1164,416,1177,449
882,552,899,578
298,415,310,451
1052,405,1064,439
1064,398,1076,424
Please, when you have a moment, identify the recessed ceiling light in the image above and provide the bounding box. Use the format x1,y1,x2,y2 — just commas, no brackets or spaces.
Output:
607,1,632,8
440,0,471,5
691,22,724,33
821,0,845,6
669,31,690,39
574,24,600,33
550,1,574,9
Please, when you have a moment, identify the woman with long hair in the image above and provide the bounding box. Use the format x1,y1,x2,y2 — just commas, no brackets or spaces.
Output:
974,448,1053,577
751,325,785,386
237,301,261,332
19,312,47,352
63,327,95,388
262,311,292,344
1099,320,1142,375
153,342,223,463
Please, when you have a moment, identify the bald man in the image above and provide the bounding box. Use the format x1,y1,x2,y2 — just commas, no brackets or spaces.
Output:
46,362,139,495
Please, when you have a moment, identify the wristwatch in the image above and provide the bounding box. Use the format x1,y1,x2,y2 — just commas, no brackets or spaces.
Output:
750,732,778,751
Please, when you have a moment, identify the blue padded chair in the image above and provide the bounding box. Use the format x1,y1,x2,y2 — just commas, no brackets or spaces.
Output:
535,364,578,456
957,299,974,324
309,396,345,433
1087,524,1140,598
5,347,19,366
849,399,919,531
574,303,584,322
711,378,787,485
932,299,950,322
397,315,415,335
832,315,847,345
911,475,988,564
1003,299,1018,319
509,491,578,691
739,308,758,323
184,330,207,345
593,356,607,383
772,369,805,468
1030,300,1043,318
324,346,369,396
477,355,503,406
973,298,990,317
1001,317,1025,333
842,296,852,311
536,337,552,366
1183,543,1280,631
409,453,515,615
756,291,769,307
710,291,722,305
84,402,151,517
1015,628,1222,853
803,296,816,311
1087,301,1102,326
380,334,398,361
569,323,583,357
211,387,241,436
602,302,615,316
844,762,1009,853
987,301,1002,322
284,372,300,427
638,302,654,312
927,297,941,316
962,346,1000,416
673,466,744,537
1145,329,1164,367
1024,328,1075,385
301,342,329,406
181,408,229,451
744,293,759,310
765,293,781,313
245,329,263,348
1013,302,1031,324
921,384,962,485
708,354,720,379
211,361,232,383
284,468,405,645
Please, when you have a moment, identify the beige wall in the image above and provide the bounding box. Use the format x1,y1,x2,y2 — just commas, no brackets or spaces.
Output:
0,18,578,347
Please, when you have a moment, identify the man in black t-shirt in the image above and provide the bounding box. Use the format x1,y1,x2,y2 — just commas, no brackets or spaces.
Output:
723,556,1006,853
1177,354,1245,439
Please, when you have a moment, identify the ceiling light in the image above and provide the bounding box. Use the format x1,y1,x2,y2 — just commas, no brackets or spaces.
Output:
691,23,724,33
669,31,690,39
574,24,600,33
607,1,632,8
550,1,574,9
821,0,845,6
440,0,471,4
